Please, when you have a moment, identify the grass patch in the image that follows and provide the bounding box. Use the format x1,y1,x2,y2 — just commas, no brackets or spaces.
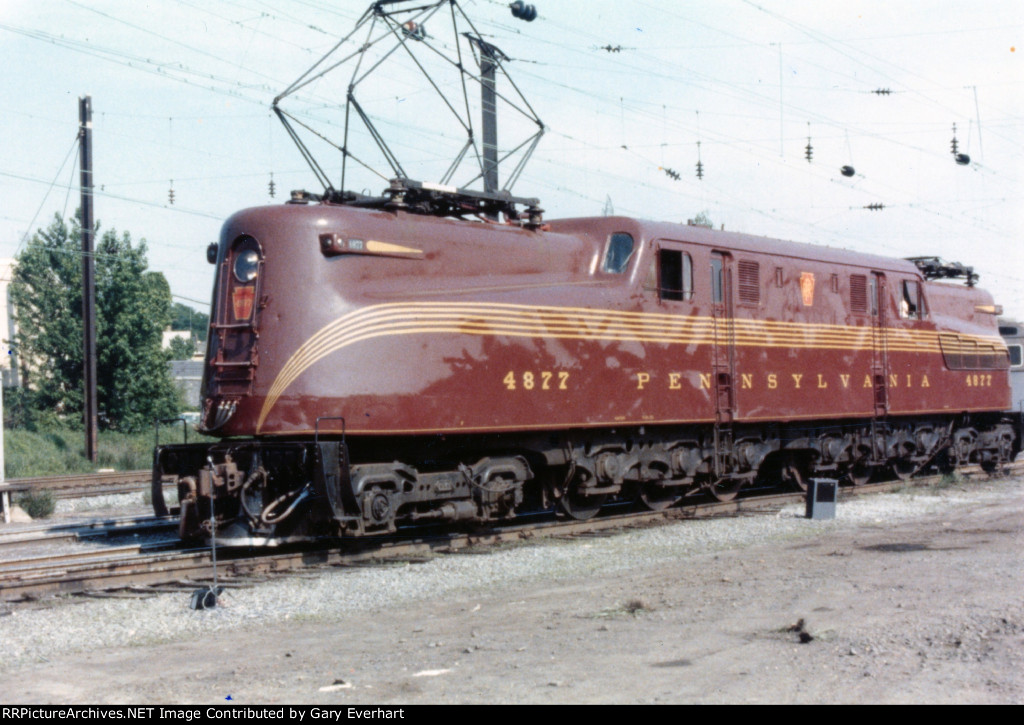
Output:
4,425,215,478
935,471,965,489
592,598,652,619
17,489,56,519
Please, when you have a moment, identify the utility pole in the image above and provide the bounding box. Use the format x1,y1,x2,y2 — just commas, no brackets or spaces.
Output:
79,95,98,463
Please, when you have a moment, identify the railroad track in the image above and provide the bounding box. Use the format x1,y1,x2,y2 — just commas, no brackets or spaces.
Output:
0,514,178,549
1,462,1018,606
4,470,173,500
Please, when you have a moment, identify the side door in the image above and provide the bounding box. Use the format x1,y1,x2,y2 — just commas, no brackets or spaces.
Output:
870,272,889,416
710,252,736,424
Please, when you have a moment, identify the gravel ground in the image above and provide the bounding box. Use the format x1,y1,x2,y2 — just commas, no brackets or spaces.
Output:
52,492,157,516
1,476,1022,704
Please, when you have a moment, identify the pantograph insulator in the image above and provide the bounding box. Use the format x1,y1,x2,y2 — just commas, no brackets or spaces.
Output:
510,2,538,21
840,165,855,177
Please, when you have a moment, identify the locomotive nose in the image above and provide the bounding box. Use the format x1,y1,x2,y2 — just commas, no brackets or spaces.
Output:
202,234,264,432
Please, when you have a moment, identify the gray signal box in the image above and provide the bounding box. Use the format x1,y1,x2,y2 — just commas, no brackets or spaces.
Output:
805,478,838,520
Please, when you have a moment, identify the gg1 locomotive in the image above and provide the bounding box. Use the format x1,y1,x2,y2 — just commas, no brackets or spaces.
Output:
153,181,1018,544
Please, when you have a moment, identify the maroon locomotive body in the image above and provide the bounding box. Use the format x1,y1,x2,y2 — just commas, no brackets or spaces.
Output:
154,195,1017,543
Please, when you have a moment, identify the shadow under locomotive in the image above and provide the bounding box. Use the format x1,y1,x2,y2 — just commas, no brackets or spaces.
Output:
153,412,1019,547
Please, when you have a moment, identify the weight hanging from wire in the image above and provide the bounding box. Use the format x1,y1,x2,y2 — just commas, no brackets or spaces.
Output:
510,2,537,21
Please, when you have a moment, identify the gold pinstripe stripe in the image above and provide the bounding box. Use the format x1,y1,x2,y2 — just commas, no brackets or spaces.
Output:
254,302,1002,430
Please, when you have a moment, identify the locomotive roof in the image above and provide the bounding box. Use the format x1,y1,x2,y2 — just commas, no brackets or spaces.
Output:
546,215,923,277
230,201,922,278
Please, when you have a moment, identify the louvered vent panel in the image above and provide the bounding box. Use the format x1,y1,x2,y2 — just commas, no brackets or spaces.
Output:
850,274,868,313
737,260,760,303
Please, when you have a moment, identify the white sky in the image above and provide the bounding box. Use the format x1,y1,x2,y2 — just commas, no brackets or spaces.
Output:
1,1,1021,316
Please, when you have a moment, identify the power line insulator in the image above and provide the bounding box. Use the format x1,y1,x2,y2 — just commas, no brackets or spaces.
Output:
872,88,892,95
269,173,276,198
840,165,855,177
168,180,175,205
864,202,885,211
804,137,813,163
695,160,704,180
660,167,681,181
950,123,959,155
510,2,538,21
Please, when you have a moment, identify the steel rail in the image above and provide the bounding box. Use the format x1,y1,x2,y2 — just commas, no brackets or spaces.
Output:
1,462,1019,605
0,515,178,549
4,470,176,500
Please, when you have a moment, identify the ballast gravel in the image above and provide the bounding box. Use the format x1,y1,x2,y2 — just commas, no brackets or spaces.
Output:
1,477,1022,704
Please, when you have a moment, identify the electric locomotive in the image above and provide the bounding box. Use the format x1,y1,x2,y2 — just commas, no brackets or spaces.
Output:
999,320,1024,413
152,182,1018,544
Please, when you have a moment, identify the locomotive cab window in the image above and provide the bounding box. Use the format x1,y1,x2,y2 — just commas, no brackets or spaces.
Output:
1009,344,1023,368
601,233,635,274
657,249,693,301
900,280,926,319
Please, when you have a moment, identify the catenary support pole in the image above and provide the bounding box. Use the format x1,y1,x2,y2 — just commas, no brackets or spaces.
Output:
79,96,98,463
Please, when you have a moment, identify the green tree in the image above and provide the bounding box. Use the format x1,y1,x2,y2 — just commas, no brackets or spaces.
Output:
8,214,84,424
94,228,182,430
690,211,714,228
167,334,197,360
10,213,182,432
171,302,208,343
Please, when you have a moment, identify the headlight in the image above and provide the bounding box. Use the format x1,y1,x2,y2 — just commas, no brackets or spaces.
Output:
233,249,259,283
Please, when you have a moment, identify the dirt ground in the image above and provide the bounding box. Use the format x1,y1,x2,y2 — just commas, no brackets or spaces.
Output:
2,480,1023,705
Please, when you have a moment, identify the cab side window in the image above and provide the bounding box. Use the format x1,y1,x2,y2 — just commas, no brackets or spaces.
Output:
601,233,635,274
658,249,693,301
900,280,926,319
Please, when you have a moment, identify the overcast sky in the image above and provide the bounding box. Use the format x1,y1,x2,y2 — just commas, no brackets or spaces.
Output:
2,1,1021,317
